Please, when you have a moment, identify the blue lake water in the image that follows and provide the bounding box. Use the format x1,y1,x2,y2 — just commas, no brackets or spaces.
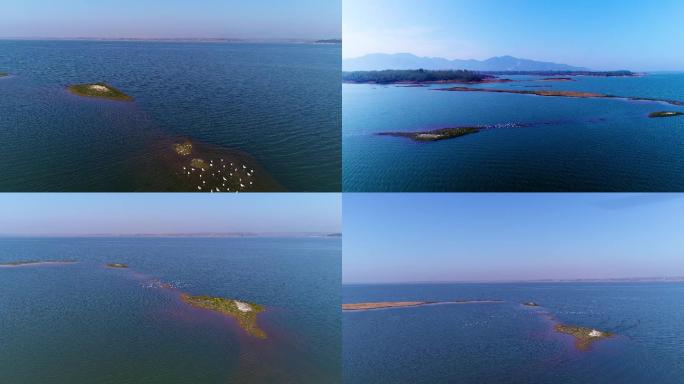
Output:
343,283,684,383
343,74,684,191
0,237,341,383
0,40,341,191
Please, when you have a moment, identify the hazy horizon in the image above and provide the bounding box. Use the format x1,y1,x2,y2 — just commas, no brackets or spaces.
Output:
343,0,684,71
0,194,341,236
0,0,340,40
343,194,684,284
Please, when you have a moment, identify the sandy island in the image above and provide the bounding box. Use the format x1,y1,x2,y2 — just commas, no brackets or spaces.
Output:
649,111,683,118
67,82,133,101
180,294,267,339
106,263,129,269
378,127,481,142
343,300,504,311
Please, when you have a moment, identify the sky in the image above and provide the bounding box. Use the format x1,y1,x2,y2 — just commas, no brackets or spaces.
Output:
0,194,340,236
343,0,684,71
0,0,340,40
343,194,684,284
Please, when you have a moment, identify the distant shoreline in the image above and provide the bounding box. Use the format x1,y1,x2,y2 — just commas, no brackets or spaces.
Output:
0,37,339,44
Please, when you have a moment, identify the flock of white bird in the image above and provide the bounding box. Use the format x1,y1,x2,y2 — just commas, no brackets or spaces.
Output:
181,158,255,193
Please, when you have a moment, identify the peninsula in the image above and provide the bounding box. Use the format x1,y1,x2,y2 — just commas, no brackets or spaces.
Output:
555,324,613,351
378,127,481,142
67,82,133,101
0,260,77,267
180,294,267,339
343,69,500,84
437,87,684,107
343,300,503,311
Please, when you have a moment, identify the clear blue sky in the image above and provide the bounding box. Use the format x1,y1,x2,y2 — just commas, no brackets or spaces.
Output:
0,194,340,235
344,0,684,71
0,0,340,39
343,194,684,283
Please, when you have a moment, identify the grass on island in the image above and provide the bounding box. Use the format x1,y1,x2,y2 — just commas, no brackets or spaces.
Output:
343,69,490,84
174,142,193,156
378,127,481,142
67,82,133,101
649,111,684,118
180,294,267,339
0,72,8,77
106,263,129,269
555,324,613,351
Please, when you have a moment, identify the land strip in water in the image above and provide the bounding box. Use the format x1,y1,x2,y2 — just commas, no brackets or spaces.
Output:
342,300,504,311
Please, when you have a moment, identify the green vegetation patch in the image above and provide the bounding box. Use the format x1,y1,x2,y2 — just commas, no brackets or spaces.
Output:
378,127,481,142
649,111,684,118
174,142,193,156
106,263,129,269
343,69,489,84
0,72,8,77
181,294,267,339
555,324,613,351
67,82,133,101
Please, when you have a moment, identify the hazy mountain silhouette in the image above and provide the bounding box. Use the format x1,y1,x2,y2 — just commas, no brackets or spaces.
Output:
343,53,589,72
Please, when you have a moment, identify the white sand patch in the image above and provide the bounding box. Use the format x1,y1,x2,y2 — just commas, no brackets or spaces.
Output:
89,85,110,92
588,329,603,338
234,301,253,312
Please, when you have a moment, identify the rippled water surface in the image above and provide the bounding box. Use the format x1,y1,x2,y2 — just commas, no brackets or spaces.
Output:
343,74,684,191
0,237,341,384
0,41,341,191
343,283,684,384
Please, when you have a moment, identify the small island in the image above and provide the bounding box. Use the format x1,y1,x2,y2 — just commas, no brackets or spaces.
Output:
180,294,267,339
343,300,503,311
378,127,481,142
649,111,683,118
540,77,573,81
343,69,504,84
0,72,8,78
315,39,342,44
67,82,133,101
106,263,129,269
523,302,540,307
555,324,613,351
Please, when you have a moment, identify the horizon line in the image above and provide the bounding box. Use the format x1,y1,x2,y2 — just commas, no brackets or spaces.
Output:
0,36,341,43
343,276,684,285
0,232,342,238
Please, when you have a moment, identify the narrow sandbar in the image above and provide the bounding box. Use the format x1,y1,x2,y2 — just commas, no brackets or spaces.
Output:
0,260,77,268
343,300,503,311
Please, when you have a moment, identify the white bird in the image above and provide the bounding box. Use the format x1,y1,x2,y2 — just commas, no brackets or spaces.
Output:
197,186,202,190
240,183,245,188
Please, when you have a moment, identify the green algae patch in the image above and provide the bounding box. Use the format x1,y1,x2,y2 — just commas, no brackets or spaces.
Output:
378,127,481,142
649,111,683,118
180,294,267,339
174,142,193,156
555,324,613,351
106,263,129,269
68,82,132,101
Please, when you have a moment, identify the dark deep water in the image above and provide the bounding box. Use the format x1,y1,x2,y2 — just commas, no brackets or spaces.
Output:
343,74,684,192
344,282,684,384
0,40,341,192
0,237,341,384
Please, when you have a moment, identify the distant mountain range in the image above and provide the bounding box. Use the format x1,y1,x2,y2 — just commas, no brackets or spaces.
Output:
343,53,589,72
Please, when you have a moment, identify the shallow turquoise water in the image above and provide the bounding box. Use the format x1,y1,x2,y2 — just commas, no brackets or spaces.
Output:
0,237,341,383
344,283,684,384
343,74,684,191
0,41,341,191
